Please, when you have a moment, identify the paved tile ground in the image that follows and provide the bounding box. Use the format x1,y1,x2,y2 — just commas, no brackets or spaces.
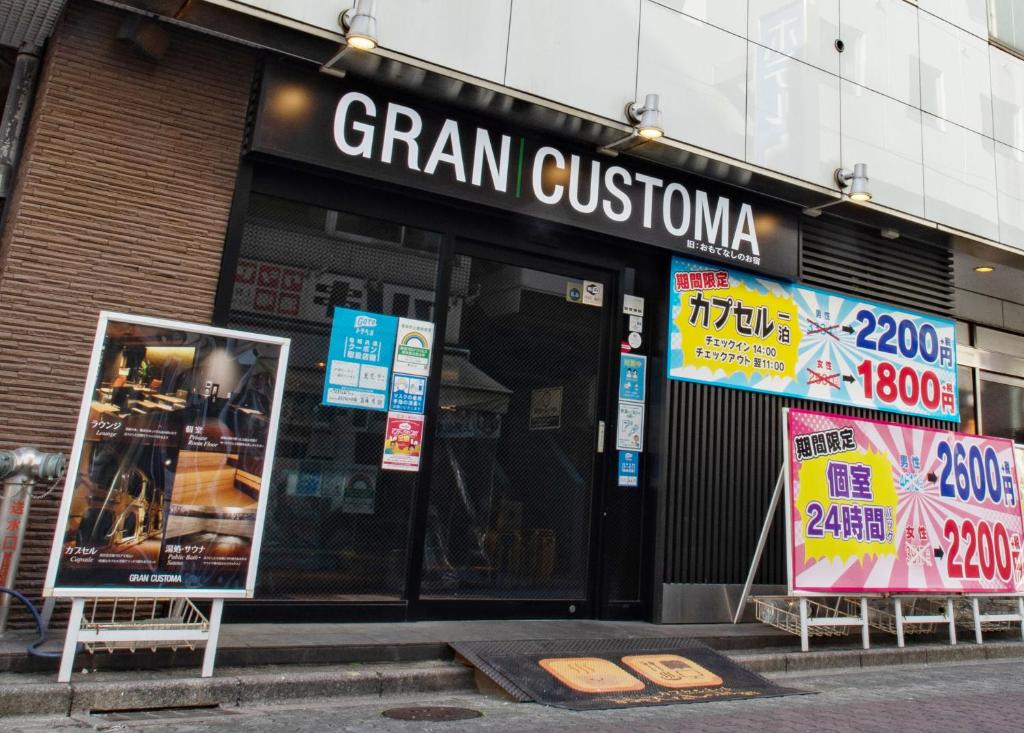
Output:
6,657,1023,732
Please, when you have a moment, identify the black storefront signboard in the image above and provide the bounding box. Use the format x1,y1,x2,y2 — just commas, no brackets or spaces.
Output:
249,62,800,280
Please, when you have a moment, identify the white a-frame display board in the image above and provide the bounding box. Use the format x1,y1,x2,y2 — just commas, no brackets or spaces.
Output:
43,312,289,680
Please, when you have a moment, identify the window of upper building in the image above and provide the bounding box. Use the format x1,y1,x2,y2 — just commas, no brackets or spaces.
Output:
990,0,1024,56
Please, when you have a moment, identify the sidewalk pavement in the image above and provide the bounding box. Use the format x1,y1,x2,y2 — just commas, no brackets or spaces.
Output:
2,620,1023,717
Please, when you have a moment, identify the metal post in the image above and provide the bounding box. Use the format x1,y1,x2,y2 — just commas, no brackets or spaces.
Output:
0,45,41,202
894,597,905,648
734,467,785,623
972,597,983,644
799,597,809,652
947,598,957,645
201,599,224,678
0,481,31,631
860,598,870,650
58,598,85,683
0,448,66,633
1018,598,1024,642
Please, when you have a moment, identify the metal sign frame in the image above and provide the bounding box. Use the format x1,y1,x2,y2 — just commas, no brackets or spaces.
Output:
43,312,290,599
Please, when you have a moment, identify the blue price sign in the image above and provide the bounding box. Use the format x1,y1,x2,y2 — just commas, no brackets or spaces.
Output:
322,307,398,411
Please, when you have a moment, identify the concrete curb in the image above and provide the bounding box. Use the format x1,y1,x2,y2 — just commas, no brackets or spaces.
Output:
0,661,475,718
732,641,1024,674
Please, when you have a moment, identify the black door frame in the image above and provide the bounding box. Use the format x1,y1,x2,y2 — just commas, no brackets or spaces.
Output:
216,160,646,623
405,235,619,621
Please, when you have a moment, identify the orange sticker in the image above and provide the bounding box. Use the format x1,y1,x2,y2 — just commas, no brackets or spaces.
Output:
620,654,723,689
538,657,645,694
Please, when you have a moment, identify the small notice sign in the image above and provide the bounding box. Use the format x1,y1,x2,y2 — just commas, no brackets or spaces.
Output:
530,387,563,430
382,412,424,471
617,451,639,487
616,402,645,451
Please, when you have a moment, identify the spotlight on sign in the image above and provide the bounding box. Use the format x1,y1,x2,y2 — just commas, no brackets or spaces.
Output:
835,163,871,203
341,0,378,51
598,93,665,156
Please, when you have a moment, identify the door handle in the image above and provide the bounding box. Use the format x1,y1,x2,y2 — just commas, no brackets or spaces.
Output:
596,420,605,454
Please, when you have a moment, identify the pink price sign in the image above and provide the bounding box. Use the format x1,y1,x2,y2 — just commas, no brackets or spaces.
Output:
785,409,1024,595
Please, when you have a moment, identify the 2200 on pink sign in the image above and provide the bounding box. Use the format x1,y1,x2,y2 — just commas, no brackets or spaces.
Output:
785,409,1024,595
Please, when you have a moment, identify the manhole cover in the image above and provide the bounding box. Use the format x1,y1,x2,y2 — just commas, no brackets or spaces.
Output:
382,706,483,721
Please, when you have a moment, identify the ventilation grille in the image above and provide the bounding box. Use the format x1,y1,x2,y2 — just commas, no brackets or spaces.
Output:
801,217,954,316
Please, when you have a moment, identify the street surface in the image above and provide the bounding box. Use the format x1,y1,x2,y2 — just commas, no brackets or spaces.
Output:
5,657,1023,732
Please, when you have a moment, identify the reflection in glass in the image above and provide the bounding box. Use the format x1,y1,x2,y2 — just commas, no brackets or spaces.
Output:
979,372,1024,444
227,193,441,600
957,365,977,434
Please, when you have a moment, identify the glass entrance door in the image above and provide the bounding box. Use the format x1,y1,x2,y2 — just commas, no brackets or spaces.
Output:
417,243,611,609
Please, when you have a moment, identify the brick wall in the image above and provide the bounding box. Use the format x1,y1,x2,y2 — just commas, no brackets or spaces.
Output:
0,0,255,623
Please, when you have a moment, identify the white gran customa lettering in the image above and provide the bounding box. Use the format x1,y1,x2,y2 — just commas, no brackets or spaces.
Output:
602,165,632,222
633,173,664,229
381,103,423,170
662,182,691,236
424,118,466,182
333,91,376,158
569,155,600,214
472,128,511,192
695,190,729,245
533,146,565,205
732,202,760,255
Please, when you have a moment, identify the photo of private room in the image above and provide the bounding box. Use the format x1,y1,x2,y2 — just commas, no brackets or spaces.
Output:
162,449,261,559
188,343,276,463
62,441,175,561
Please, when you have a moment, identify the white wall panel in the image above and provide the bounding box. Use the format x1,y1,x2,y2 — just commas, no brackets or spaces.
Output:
748,0,840,74
839,0,920,107
841,81,924,217
747,44,841,186
991,46,1024,152
505,0,640,121
918,0,989,38
922,114,999,241
919,12,993,136
226,1,513,84
375,0,512,83
995,142,1024,250
638,3,746,158
649,0,747,37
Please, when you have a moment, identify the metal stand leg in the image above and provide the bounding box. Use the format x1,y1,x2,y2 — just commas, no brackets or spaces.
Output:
894,598,905,648
1018,598,1024,641
58,598,84,683
201,599,224,678
860,598,870,650
972,597,983,644
947,598,957,645
734,468,786,624
799,598,809,652
40,596,56,633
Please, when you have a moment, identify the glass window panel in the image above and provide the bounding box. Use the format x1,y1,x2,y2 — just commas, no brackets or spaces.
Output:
226,192,441,600
958,365,977,434
979,371,1024,443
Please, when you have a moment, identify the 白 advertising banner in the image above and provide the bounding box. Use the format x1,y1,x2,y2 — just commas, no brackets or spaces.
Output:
668,256,959,422
44,313,289,598
785,409,1024,595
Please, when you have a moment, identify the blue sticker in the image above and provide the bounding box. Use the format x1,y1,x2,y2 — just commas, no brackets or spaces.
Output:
619,353,647,403
617,451,639,487
389,373,427,414
322,307,398,411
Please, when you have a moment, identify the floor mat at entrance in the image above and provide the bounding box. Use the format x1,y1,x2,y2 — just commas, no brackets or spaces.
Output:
450,637,809,710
